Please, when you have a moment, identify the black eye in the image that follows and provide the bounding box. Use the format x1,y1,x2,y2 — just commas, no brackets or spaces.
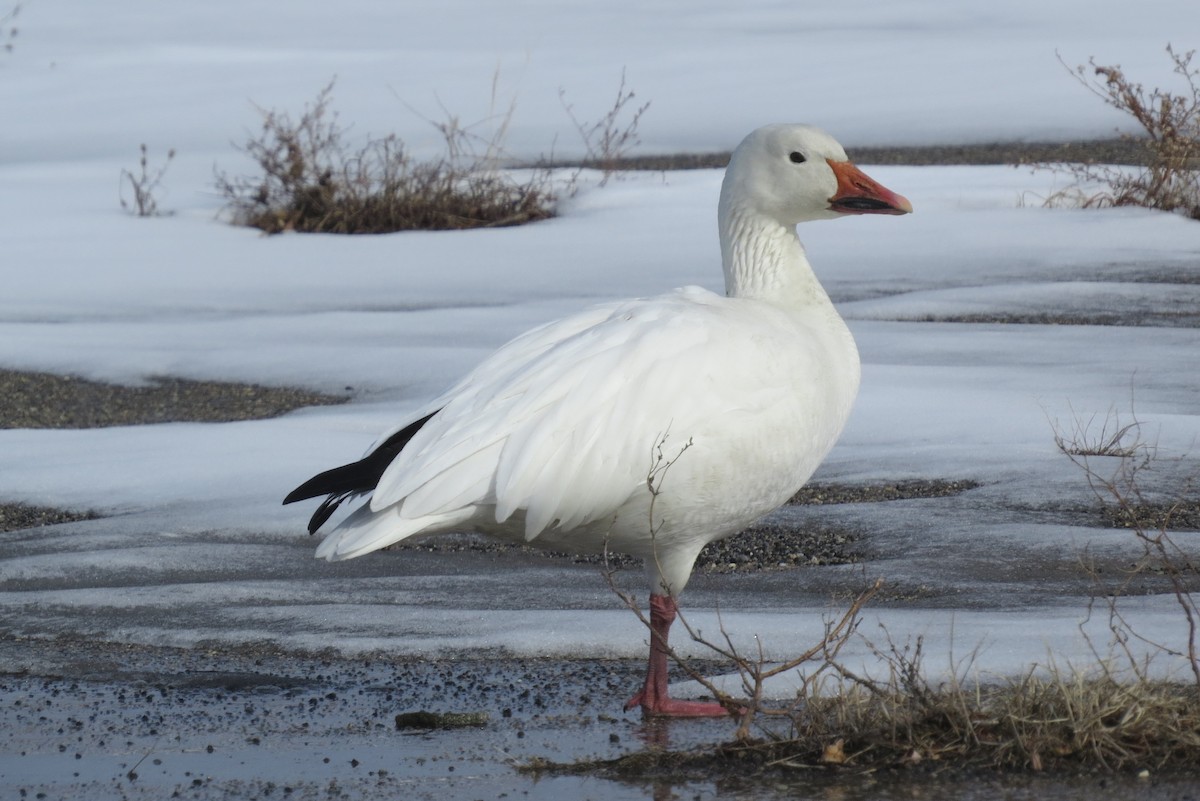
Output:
788,151,806,164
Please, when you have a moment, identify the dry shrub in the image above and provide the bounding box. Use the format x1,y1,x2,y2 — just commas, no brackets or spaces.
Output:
1051,402,1146,459
215,81,556,235
560,69,651,186
119,143,176,217
1030,45,1200,220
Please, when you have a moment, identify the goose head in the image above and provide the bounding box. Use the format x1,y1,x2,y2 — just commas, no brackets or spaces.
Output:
718,124,911,301
720,124,912,227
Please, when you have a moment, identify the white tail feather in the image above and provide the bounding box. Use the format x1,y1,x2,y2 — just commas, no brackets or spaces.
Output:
315,502,477,561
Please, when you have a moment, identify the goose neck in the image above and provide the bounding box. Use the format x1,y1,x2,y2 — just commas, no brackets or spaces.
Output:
718,204,827,307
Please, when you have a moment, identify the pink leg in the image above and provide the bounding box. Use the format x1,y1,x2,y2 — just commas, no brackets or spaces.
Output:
624,594,732,717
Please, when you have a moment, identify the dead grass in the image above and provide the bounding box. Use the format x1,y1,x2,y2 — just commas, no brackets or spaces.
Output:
535,617,1200,775
528,664,1200,776
783,630,1199,772
1025,45,1200,220
777,649,1200,772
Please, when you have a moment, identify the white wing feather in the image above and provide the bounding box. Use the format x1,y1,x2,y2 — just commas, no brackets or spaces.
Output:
367,288,729,532
316,284,854,565
320,284,842,562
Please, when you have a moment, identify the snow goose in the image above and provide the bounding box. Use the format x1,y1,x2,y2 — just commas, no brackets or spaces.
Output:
284,124,911,716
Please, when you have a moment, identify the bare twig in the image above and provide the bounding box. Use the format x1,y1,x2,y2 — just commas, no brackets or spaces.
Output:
1053,404,1199,685
560,68,651,186
119,144,176,217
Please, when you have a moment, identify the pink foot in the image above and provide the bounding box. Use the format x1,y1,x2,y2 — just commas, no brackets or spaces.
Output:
625,594,736,718
624,690,732,718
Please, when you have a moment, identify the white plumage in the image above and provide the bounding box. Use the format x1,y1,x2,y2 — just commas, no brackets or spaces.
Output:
289,123,911,716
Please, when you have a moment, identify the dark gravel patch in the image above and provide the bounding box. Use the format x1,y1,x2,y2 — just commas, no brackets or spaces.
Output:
397,525,864,573
692,480,982,573
1103,501,1200,532
555,139,1152,172
396,478,984,572
848,139,1154,167
1086,266,1200,286
0,368,349,429
899,311,1200,329
0,503,99,533
697,522,862,572
0,368,349,534
790,479,981,506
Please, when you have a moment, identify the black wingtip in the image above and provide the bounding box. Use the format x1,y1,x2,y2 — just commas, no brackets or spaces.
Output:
281,461,368,535
283,465,351,506
307,492,351,534
282,410,440,533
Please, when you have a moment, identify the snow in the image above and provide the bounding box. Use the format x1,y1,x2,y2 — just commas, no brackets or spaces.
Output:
3,0,1200,694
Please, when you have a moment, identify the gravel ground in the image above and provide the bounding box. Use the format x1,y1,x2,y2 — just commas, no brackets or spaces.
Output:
0,503,99,533
394,519,867,572
0,369,348,429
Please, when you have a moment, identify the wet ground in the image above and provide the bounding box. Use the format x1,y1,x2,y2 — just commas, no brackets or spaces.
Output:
3,471,1199,800
5,638,1200,801
1,638,655,801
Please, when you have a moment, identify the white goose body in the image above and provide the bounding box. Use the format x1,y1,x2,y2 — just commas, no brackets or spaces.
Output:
321,284,859,590
287,124,910,716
